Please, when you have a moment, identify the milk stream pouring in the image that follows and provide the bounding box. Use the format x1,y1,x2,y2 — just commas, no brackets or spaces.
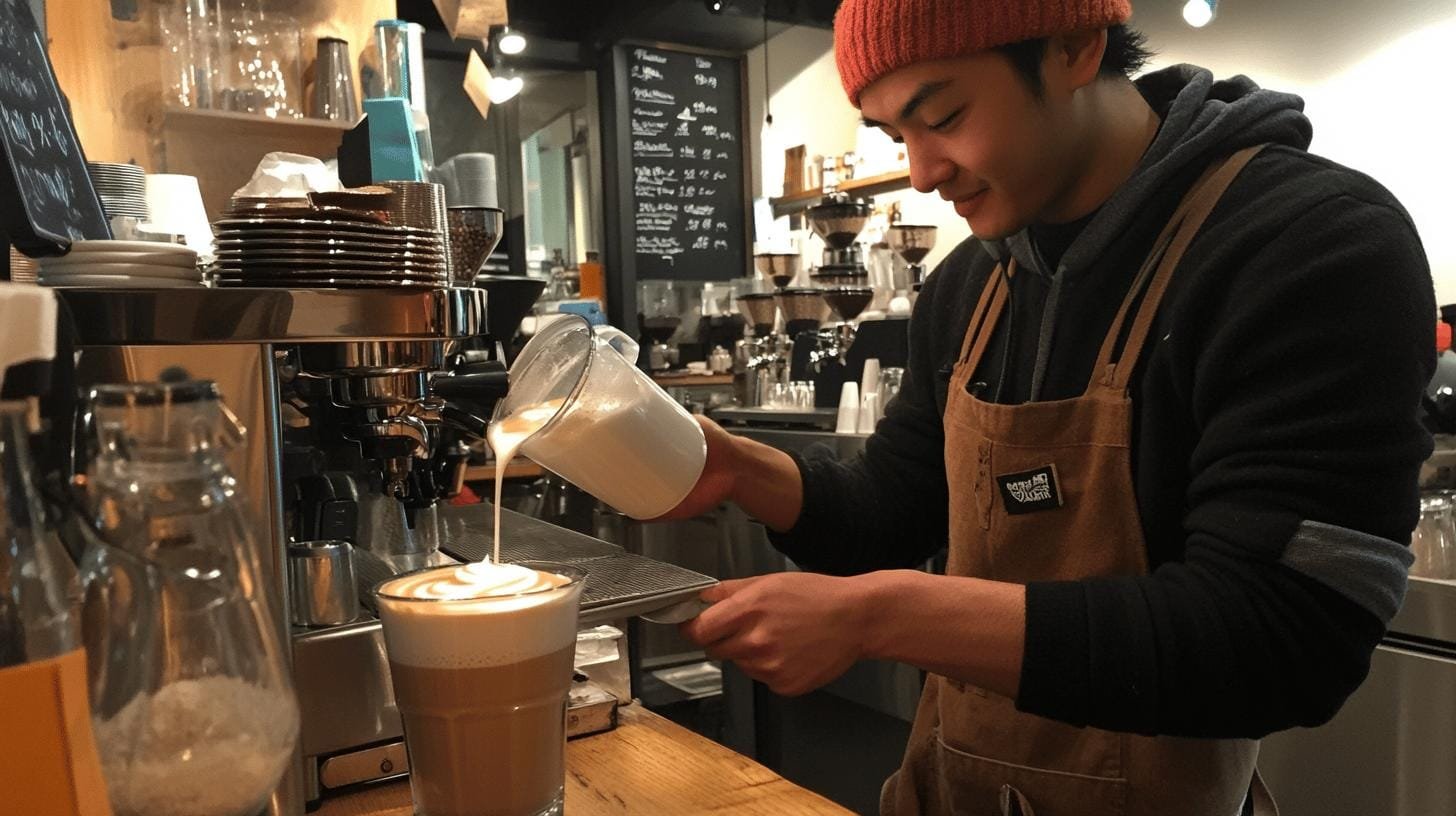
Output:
0,283,113,816
486,316,706,551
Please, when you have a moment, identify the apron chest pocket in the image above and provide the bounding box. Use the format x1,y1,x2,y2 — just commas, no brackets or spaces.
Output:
934,731,1128,816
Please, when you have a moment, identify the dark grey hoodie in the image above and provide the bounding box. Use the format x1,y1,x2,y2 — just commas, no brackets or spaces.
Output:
773,65,1435,738
985,64,1316,402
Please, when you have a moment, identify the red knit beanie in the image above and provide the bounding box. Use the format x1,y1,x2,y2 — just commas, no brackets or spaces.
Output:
835,0,1134,107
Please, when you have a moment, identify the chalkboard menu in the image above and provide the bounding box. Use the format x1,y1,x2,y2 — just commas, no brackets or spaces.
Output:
0,0,110,256
627,45,746,282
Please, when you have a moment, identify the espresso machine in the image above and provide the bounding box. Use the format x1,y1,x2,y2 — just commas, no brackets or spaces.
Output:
54,288,479,806
52,283,641,812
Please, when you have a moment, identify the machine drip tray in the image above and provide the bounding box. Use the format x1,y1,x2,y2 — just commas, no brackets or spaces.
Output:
437,504,718,626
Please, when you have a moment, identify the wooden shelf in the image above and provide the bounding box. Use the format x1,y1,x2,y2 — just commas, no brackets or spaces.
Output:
770,169,913,218
162,106,354,136
463,460,546,482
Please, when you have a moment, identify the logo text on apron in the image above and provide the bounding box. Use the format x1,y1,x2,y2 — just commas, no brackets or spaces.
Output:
995,465,1063,515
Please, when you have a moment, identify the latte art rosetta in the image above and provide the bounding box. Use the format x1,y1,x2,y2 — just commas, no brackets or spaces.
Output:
387,561,568,601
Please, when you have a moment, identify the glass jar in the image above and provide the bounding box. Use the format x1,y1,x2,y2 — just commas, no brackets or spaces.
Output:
78,381,298,816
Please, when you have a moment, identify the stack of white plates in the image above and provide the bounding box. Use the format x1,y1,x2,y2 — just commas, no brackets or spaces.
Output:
37,240,203,288
87,162,150,221
211,217,448,288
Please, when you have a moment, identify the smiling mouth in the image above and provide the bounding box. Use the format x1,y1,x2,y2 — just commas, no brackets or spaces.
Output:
953,189,989,216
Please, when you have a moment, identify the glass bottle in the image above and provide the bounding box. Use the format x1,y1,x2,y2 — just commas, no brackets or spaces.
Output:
0,282,111,815
78,380,298,816
0,397,114,816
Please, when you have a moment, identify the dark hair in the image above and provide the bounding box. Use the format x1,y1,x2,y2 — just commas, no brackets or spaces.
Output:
995,24,1154,96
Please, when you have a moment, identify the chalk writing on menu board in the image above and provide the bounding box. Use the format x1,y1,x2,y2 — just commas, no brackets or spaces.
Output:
628,45,745,281
0,0,110,254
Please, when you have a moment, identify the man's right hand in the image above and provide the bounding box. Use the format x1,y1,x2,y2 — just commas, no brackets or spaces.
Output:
655,416,742,520
654,415,804,531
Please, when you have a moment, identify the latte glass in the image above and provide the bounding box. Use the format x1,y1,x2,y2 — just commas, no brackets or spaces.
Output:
376,562,586,816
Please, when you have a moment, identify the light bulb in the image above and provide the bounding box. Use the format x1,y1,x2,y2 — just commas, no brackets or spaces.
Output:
1182,0,1214,27
498,27,526,55
487,74,524,104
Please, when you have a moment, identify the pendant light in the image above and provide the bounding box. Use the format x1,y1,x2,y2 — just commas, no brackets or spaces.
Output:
1182,0,1216,28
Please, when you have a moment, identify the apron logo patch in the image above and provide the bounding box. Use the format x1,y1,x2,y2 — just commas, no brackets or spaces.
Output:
995,465,1063,515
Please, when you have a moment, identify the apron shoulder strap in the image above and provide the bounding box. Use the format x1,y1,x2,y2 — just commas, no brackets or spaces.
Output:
957,258,1017,368
1091,144,1270,393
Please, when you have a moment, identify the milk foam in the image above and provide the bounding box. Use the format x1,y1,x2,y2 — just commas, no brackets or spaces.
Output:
376,564,579,669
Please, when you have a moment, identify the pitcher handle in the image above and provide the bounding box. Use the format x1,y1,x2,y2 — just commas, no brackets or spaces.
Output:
594,325,641,365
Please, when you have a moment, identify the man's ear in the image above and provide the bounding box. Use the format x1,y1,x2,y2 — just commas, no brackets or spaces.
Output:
1046,29,1108,92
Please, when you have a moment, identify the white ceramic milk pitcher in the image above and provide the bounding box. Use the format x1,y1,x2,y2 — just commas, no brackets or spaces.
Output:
491,315,707,520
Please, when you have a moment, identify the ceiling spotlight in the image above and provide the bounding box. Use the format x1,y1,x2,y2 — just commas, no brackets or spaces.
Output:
487,72,524,104
1182,0,1215,28
705,0,729,14
497,26,526,55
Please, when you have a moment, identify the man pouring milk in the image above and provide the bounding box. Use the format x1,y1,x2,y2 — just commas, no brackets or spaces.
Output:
659,0,1434,813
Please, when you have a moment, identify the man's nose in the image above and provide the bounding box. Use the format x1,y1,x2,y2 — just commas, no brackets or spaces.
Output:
907,144,954,195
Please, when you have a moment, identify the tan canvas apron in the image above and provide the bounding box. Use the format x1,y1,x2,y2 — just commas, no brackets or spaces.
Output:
883,146,1275,816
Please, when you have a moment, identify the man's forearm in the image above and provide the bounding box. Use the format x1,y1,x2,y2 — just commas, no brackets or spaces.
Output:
860,569,1026,699
727,435,804,532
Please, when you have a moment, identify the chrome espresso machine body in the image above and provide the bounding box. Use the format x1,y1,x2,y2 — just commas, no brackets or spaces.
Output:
55,286,523,810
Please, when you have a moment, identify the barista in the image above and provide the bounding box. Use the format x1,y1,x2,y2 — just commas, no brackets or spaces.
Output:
665,1,1434,814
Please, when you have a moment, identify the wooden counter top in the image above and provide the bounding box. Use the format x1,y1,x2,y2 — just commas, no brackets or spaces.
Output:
316,704,852,815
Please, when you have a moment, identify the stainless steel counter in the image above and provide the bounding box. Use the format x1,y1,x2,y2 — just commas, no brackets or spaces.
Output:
1259,577,1456,815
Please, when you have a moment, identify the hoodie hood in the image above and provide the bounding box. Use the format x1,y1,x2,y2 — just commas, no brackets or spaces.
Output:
983,65,1313,278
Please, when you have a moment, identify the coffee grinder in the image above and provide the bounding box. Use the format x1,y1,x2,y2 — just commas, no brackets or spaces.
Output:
637,280,683,372
805,193,872,287
886,223,938,301
798,194,873,403
730,253,805,407
733,290,781,408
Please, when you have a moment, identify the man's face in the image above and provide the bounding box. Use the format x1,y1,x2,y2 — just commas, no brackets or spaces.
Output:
859,51,1083,239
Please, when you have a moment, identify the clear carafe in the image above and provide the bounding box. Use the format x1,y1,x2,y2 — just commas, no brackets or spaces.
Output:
493,315,707,520
77,380,299,816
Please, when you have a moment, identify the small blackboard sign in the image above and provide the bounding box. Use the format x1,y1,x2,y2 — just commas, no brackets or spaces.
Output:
0,0,110,256
626,44,747,282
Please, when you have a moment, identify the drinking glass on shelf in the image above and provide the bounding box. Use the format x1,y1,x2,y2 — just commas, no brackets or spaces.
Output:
766,382,790,410
1411,494,1456,580
159,0,226,109
879,367,905,407
222,7,303,118
793,381,816,409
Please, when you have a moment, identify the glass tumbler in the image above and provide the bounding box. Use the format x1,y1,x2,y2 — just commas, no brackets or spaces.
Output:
375,562,587,816
1411,494,1456,579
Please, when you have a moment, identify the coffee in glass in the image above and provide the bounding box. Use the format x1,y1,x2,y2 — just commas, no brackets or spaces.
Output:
376,561,586,816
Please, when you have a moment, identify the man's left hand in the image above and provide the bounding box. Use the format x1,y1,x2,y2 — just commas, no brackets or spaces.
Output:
679,572,871,697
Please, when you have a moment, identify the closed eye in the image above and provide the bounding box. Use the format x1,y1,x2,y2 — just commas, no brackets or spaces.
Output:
929,108,964,131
